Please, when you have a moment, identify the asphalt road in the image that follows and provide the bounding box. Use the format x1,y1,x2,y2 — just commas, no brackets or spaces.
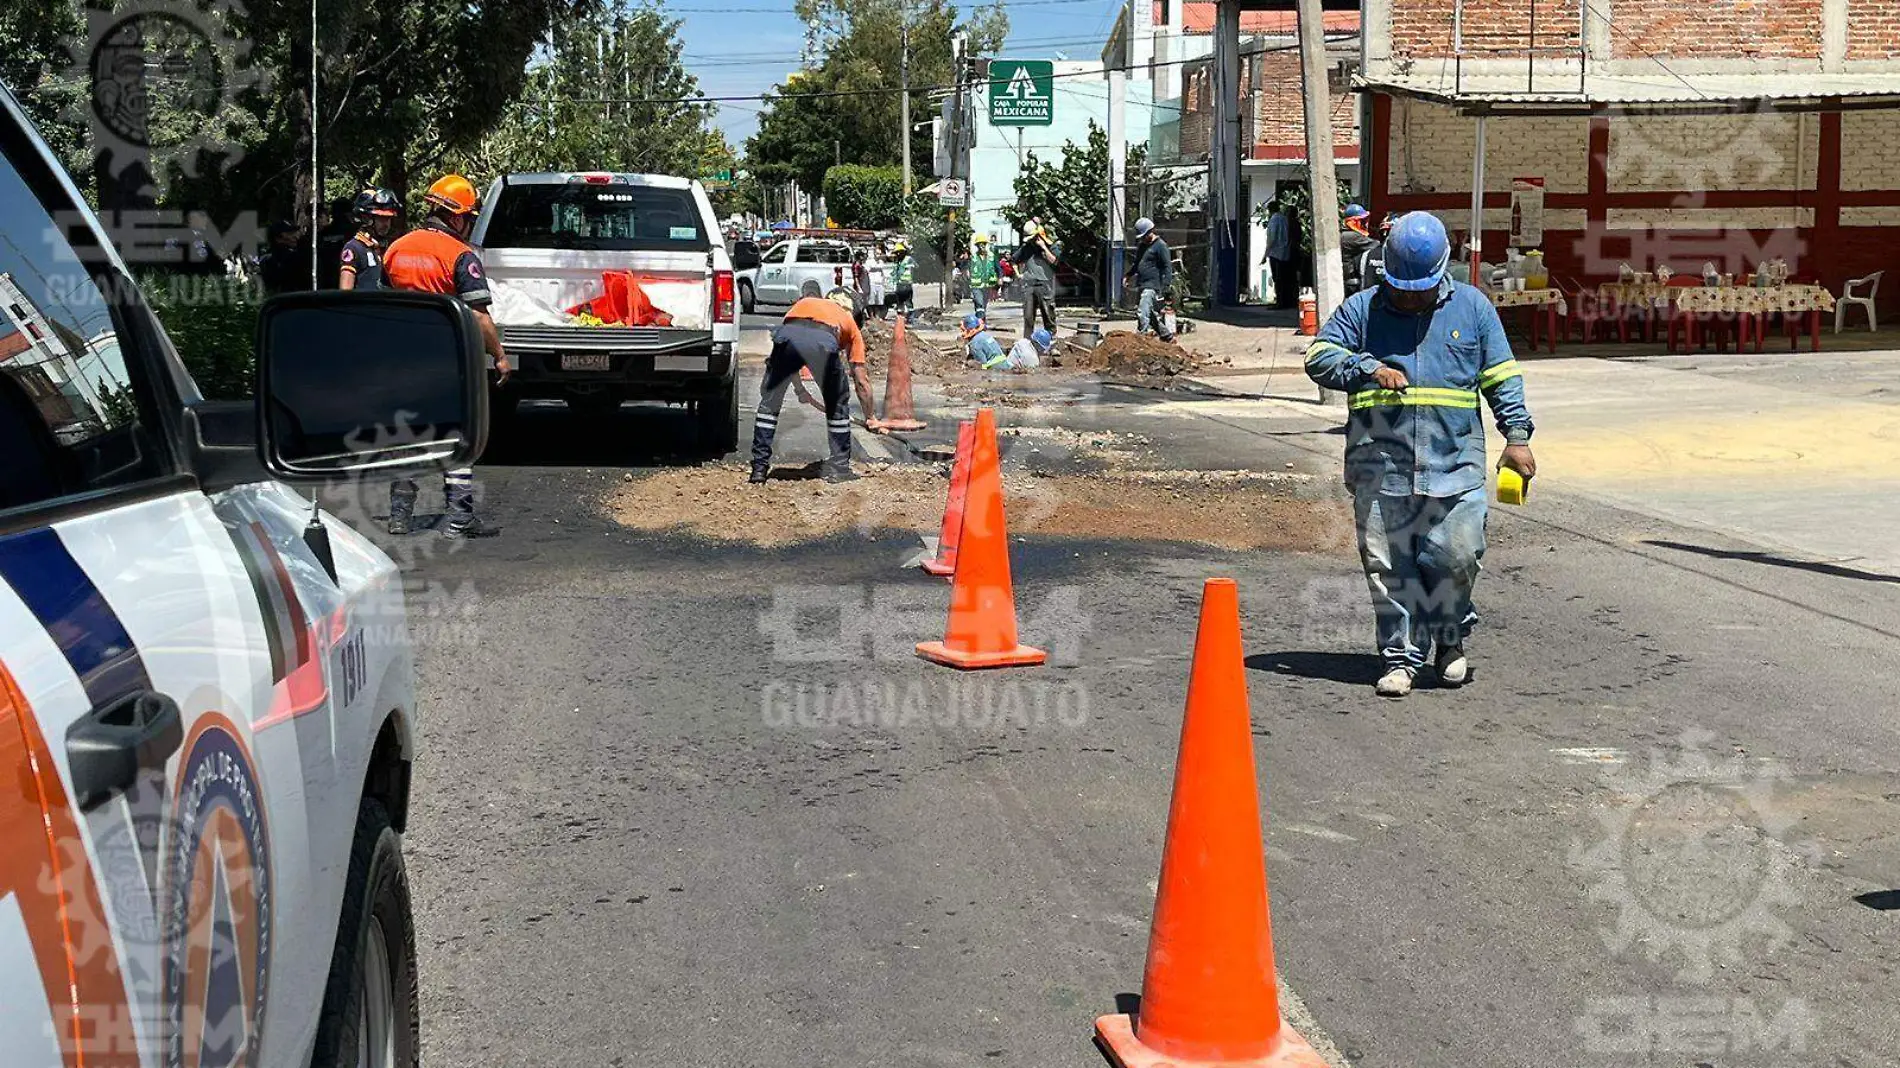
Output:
386,345,1900,1067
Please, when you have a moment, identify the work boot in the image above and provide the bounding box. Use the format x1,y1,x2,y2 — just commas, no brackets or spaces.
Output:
823,466,861,484
387,483,417,536
1375,666,1415,699
440,517,499,540
749,466,770,485
1435,645,1470,687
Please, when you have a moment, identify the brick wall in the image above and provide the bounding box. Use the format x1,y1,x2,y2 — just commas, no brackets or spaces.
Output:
1606,0,1822,59
1389,0,1583,59
1387,99,1590,194
1847,0,1900,60
1181,65,1211,159
1841,110,1900,190
1387,0,1825,60
1248,51,1358,150
1606,113,1820,193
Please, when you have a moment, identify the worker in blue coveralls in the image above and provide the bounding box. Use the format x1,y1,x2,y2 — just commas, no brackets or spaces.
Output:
1304,211,1536,699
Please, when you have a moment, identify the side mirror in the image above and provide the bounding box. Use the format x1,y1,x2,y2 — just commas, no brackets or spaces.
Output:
256,291,488,480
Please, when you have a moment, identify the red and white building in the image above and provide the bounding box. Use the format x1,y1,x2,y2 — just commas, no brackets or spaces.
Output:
1359,0,1900,310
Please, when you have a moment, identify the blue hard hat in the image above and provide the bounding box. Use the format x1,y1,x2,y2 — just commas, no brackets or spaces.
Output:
1344,203,1370,220
963,313,983,331
1030,328,1053,350
1382,212,1451,292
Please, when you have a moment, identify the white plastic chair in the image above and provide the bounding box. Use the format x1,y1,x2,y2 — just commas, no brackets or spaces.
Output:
1836,270,1883,333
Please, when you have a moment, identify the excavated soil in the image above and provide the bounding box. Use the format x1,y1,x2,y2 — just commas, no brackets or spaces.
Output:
600,464,1353,553
1057,331,1207,379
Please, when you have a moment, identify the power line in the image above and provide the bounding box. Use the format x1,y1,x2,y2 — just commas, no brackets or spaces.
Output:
1578,0,1707,100
580,34,1354,107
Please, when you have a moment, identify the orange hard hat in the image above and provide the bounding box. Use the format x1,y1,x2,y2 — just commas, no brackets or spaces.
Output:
423,174,480,216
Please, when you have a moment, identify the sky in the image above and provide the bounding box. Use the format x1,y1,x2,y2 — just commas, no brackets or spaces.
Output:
669,0,1134,147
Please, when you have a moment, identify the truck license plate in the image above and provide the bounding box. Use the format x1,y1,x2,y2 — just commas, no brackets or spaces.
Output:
561,353,612,371
655,355,708,372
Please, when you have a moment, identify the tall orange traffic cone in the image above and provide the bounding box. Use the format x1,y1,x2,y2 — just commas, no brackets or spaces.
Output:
880,314,928,432
915,408,1046,669
921,419,974,577
1094,578,1327,1068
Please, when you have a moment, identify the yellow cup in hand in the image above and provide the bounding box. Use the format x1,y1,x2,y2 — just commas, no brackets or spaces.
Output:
1497,466,1529,506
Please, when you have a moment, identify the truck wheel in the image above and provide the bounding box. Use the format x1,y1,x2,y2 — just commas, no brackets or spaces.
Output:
310,798,418,1068
696,380,739,456
739,280,756,315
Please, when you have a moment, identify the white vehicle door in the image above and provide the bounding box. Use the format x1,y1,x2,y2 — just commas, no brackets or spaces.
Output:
0,106,330,1067
757,240,793,305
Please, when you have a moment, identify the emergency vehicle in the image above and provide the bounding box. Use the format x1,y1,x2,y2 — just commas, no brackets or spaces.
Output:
0,81,487,1067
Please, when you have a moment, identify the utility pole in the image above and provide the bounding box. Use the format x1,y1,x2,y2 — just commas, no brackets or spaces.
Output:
1297,0,1345,322
900,0,912,197
1296,0,1346,404
1106,6,1128,314
942,32,967,305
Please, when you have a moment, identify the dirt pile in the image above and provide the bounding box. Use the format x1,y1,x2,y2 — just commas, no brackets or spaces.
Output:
1059,331,1206,379
861,319,964,377
600,463,1352,553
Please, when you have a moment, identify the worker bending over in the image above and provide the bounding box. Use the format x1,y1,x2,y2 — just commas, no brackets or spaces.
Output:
1304,212,1536,698
751,281,880,484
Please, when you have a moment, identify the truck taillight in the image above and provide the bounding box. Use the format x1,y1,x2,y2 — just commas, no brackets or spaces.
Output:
714,270,735,323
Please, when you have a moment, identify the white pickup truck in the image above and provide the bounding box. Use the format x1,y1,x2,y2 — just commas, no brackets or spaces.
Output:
737,236,881,313
471,172,741,452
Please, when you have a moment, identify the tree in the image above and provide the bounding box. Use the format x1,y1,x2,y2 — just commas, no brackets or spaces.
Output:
453,4,725,181
1004,122,1151,296
745,0,1006,192
0,0,84,174
823,165,905,229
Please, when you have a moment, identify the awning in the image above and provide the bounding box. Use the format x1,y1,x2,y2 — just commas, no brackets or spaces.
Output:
1357,69,1900,116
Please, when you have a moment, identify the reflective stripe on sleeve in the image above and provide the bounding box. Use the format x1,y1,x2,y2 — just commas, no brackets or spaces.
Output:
1306,340,1354,362
1348,387,1479,411
1479,359,1523,390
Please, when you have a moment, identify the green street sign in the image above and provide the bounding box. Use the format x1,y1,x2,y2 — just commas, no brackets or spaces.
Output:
989,59,1054,127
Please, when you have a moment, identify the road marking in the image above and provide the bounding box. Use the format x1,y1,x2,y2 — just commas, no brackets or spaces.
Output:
1551,746,1628,765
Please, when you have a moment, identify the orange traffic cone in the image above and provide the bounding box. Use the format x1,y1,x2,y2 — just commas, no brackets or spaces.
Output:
1094,578,1327,1068
915,408,1046,669
880,314,928,432
921,419,974,577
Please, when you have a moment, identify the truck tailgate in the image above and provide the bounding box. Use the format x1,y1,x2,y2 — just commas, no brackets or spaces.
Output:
480,248,711,330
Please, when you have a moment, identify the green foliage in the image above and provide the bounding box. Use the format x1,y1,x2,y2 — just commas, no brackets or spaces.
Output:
823,165,905,228
747,0,1008,192
139,272,263,399
451,5,724,181
1003,121,1147,291
897,192,969,279
0,0,85,176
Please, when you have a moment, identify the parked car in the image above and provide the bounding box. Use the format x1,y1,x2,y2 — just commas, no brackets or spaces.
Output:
0,76,484,1068
737,236,883,313
471,172,741,452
